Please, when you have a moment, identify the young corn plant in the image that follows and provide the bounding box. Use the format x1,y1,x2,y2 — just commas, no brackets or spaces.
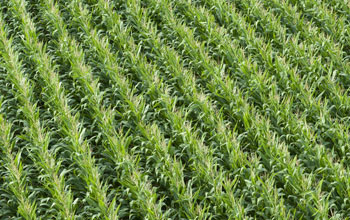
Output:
89,0,298,218
257,0,350,87
0,0,350,219
287,0,348,43
139,0,344,217
202,0,350,212
6,0,118,218
199,0,350,170
60,0,212,218
0,13,77,219
0,110,37,220
37,0,167,218
105,0,290,218
179,0,350,217
165,0,350,217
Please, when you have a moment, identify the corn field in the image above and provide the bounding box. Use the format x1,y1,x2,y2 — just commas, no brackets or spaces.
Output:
0,0,350,219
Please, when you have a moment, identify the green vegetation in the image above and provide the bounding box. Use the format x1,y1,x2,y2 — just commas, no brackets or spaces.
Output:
0,0,349,219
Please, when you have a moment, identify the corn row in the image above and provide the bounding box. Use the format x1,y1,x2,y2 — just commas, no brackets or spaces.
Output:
113,0,290,218
92,0,317,218
64,0,222,218
197,0,350,161
0,112,37,220
256,0,350,85
7,0,116,218
38,0,168,218
97,1,250,218
67,0,280,217
286,0,350,49
178,0,349,168
0,13,76,219
173,0,350,216
0,0,349,218
140,0,348,217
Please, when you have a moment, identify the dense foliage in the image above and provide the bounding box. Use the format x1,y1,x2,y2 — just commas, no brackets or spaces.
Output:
0,0,350,219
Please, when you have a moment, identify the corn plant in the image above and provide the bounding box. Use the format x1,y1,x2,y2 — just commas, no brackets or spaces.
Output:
0,12,77,219
0,0,350,219
0,108,37,220
5,0,118,218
